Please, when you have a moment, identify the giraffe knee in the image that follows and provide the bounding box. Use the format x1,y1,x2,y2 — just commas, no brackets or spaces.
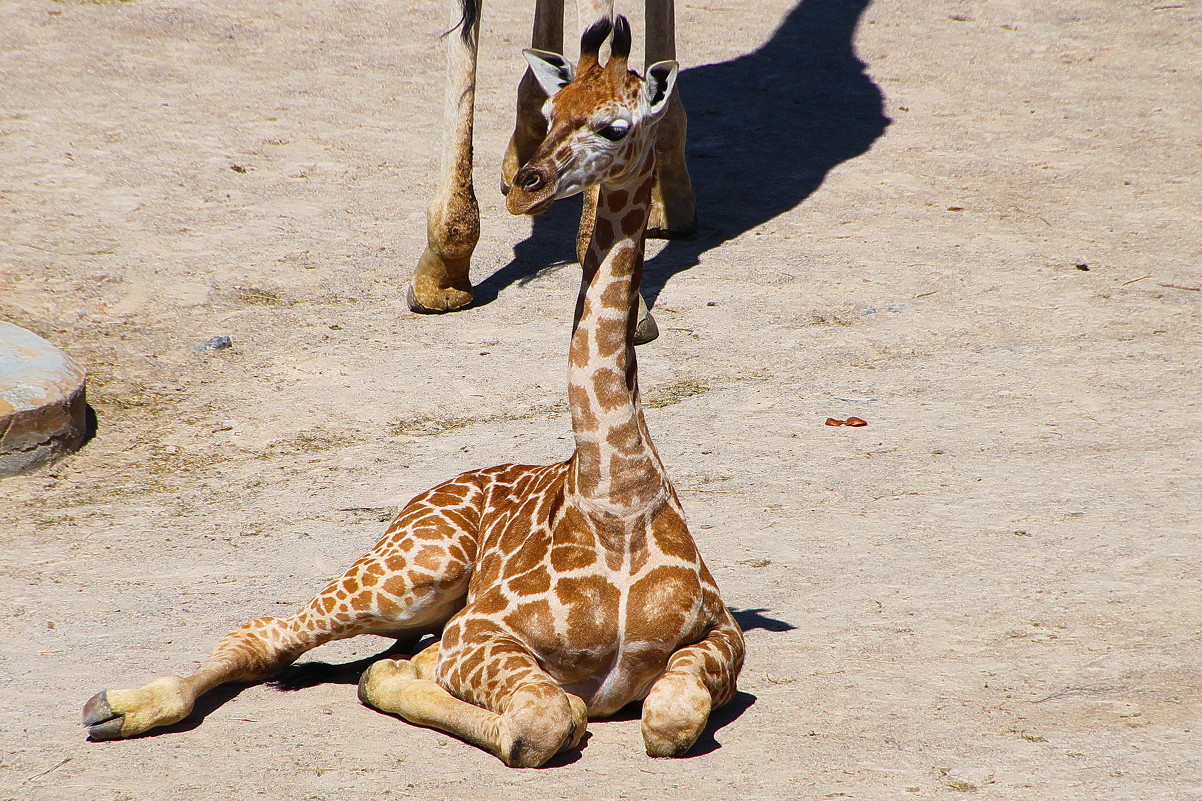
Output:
499,685,576,768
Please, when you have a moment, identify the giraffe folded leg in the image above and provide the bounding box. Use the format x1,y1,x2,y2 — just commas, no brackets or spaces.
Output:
641,618,744,757
360,639,587,768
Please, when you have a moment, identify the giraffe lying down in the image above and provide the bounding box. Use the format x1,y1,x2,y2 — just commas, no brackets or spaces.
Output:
83,17,743,768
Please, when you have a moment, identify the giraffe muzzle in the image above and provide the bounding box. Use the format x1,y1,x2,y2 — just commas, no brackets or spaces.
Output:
506,167,558,216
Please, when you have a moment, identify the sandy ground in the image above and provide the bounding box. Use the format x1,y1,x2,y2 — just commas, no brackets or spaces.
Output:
2,0,1200,798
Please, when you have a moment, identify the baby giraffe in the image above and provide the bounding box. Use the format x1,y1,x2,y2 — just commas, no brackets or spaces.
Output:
82,17,743,768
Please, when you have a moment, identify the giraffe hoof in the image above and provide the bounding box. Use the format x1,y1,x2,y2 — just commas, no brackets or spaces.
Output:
646,210,698,241
633,313,659,346
82,691,127,740
646,217,698,240
406,284,472,315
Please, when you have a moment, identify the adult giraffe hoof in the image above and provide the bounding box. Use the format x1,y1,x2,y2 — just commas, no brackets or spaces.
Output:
409,248,474,313
82,691,127,740
646,211,698,240
406,284,473,315
634,312,660,346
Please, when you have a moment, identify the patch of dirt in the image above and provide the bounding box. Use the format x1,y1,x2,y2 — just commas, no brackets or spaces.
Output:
1,0,1199,799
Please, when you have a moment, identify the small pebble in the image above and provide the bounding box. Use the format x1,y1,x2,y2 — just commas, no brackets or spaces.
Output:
194,335,233,352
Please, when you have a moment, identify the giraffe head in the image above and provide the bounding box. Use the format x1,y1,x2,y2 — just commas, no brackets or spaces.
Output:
506,15,679,216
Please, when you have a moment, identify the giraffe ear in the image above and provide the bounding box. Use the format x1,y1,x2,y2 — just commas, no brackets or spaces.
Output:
523,49,576,97
643,60,679,118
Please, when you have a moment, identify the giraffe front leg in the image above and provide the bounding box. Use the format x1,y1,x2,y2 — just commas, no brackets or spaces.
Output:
502,0,563,194
641,617,744,757
360,637,587,768
501,71,550,196
409,2,481,314
645,0,697,238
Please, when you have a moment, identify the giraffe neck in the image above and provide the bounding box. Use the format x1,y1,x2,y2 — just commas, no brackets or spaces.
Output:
566,149,666,519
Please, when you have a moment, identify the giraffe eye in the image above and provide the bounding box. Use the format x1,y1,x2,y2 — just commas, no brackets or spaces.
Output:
597,120,630,141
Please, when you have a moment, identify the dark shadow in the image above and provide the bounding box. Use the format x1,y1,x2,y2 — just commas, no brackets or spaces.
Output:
542,731,590,767
477,0,888,306
268,635,430,691
732,607,797,633
687,690,757,756
80,403,98,448
471,195,583,307
601,690,757,757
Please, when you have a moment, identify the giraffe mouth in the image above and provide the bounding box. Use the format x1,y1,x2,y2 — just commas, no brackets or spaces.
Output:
506,185,558,216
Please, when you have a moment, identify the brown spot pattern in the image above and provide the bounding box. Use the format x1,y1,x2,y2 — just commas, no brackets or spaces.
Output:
605,189,629,212
592,367,630,412
620,208,645,237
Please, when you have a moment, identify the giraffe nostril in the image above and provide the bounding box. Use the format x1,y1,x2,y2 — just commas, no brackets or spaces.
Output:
520,170,545,192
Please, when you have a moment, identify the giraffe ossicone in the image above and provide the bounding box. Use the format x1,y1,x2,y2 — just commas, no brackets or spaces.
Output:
82,16,743,768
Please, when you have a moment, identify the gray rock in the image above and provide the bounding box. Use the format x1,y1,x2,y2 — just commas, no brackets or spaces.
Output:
195,335,233,352
0,322,89,477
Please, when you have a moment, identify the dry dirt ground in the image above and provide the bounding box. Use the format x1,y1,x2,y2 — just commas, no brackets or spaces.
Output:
2,0,1200,798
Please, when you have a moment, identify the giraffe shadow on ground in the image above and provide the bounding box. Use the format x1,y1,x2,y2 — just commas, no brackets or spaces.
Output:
267,636,428,691
732,607,797,633
471,0,889,308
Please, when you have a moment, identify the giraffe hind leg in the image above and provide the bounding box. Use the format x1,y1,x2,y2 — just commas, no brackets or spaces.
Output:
410,0,480,313
645,0,697,237
84,509,477,740
502,0,563,193
83,612,329,740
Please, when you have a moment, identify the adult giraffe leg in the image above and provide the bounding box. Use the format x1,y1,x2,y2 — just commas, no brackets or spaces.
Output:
360,637,588,768
645,0,697,237
640,616,744,757
83,494,480,739
409,0,482,313
502,0,564,193
508,0,614,189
